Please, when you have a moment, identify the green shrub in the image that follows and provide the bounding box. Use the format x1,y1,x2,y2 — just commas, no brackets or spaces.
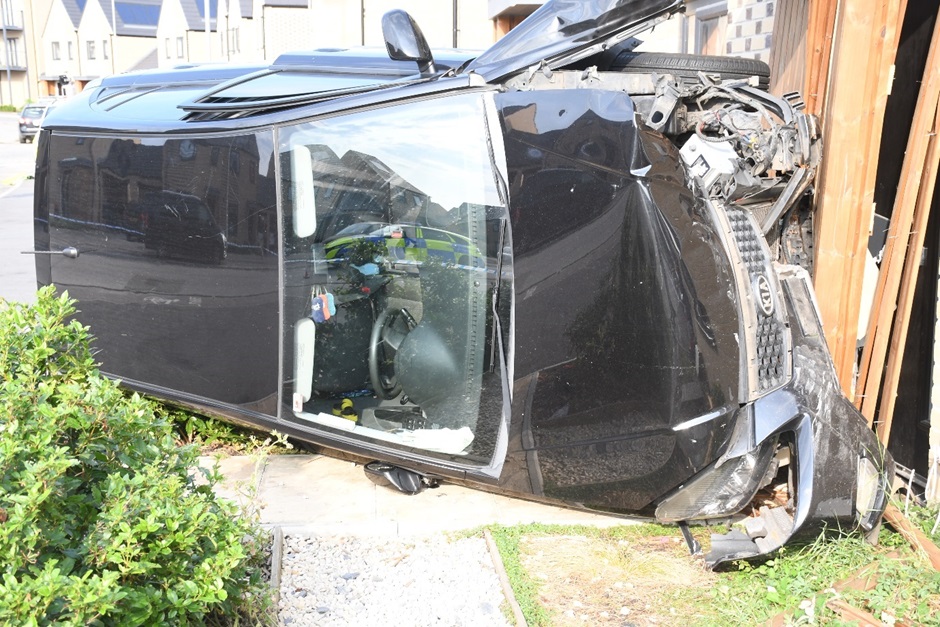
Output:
0,288,274,625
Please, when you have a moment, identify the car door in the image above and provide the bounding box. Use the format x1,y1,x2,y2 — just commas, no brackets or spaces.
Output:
278,90,513,479
40,131,281,417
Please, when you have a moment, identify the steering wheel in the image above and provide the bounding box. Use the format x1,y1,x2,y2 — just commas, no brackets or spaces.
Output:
368,307,416,399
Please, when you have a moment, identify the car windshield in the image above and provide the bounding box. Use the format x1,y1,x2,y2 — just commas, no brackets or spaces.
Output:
279,92,512,470
22,106,45,119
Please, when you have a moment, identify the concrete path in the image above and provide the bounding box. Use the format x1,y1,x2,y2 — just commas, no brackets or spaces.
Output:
201,453,629,536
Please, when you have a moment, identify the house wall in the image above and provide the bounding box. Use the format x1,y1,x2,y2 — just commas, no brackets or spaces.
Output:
217,0,256,62
77,1,156,79
633,13,684,53
113,34,157,73
40,1,81,96
0,0,30,106
24,0,55,100
361,0,492,50
254,4,318,60
0,76,29,109
76,0,113,77
725,0,775,61
248,0,493,62
620,0,739,57
156,0,189,67
157,1,224,66
185,28,226,64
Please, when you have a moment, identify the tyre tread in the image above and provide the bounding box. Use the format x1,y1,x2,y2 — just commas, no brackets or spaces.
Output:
609,51,770,87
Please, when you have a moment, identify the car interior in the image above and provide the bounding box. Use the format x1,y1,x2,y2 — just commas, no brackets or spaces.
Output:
282,114,509,465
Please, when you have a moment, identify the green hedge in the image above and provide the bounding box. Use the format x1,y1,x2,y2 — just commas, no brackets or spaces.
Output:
0,288,273,625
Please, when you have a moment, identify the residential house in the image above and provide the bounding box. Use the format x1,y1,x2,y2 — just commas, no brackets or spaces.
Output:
162,1,493,68
40,0,160,96
156,0,220,67
76,0,160,80
217,0,254,63
248,0,493,61
0,0,30,106
24,0,55,100
40,0,84,96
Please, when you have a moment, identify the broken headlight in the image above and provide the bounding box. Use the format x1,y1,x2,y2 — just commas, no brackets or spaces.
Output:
855,456,885,532
655,437,778,522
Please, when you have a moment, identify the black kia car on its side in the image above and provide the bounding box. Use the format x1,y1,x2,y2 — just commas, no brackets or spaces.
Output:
33,0,891,567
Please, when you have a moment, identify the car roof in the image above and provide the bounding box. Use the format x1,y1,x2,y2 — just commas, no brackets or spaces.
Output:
40,47,479,133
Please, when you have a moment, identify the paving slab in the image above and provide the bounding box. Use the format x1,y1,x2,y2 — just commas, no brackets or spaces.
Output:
204,453,630,536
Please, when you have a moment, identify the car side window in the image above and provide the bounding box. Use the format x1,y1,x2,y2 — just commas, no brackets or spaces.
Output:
279,93,511,470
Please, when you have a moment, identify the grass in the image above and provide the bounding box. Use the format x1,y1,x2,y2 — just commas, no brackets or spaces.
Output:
165,404,298,456
484,507,940,626
484,523,718,625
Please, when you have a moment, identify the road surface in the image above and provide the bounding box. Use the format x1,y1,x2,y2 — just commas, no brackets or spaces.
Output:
0,111,39,304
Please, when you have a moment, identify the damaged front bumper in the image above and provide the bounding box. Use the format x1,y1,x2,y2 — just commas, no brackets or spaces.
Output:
655,265,893,568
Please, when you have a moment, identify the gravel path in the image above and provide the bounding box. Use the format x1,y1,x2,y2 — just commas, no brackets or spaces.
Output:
278,534,511,626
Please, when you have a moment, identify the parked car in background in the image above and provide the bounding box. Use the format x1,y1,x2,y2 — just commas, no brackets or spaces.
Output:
33,0,892,568
18,102,49,143
18,98,65,143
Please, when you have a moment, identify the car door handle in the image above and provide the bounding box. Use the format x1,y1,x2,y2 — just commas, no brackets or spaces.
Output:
21,246,80,259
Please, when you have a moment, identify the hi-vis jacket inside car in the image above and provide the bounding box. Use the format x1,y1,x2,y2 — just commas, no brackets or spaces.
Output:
34,0,891,567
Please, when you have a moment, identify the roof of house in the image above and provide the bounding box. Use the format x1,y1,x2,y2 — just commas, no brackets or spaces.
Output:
128,47,159,71
99,0,162,37
60,0,88,28
179,0,218,32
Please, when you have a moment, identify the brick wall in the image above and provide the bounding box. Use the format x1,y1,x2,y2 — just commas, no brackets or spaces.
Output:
726,0,775,61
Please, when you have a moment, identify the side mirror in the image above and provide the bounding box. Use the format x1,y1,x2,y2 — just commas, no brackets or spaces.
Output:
382,10,436,75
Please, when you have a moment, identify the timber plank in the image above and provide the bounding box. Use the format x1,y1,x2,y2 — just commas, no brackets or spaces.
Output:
859,15,940,424
814,0,906,399
875,99,940,445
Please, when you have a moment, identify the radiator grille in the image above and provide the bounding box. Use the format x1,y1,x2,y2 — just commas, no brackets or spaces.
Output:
725,207,789,392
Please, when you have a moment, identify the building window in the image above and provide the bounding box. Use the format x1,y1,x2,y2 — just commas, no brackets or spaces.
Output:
226,27,240,55
176,36,184,59
103,40,109,60
87,40,96,60
165,37,171,59
68,41,73,60
52,41,60,60
696,13,727,56
5,39,18,67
